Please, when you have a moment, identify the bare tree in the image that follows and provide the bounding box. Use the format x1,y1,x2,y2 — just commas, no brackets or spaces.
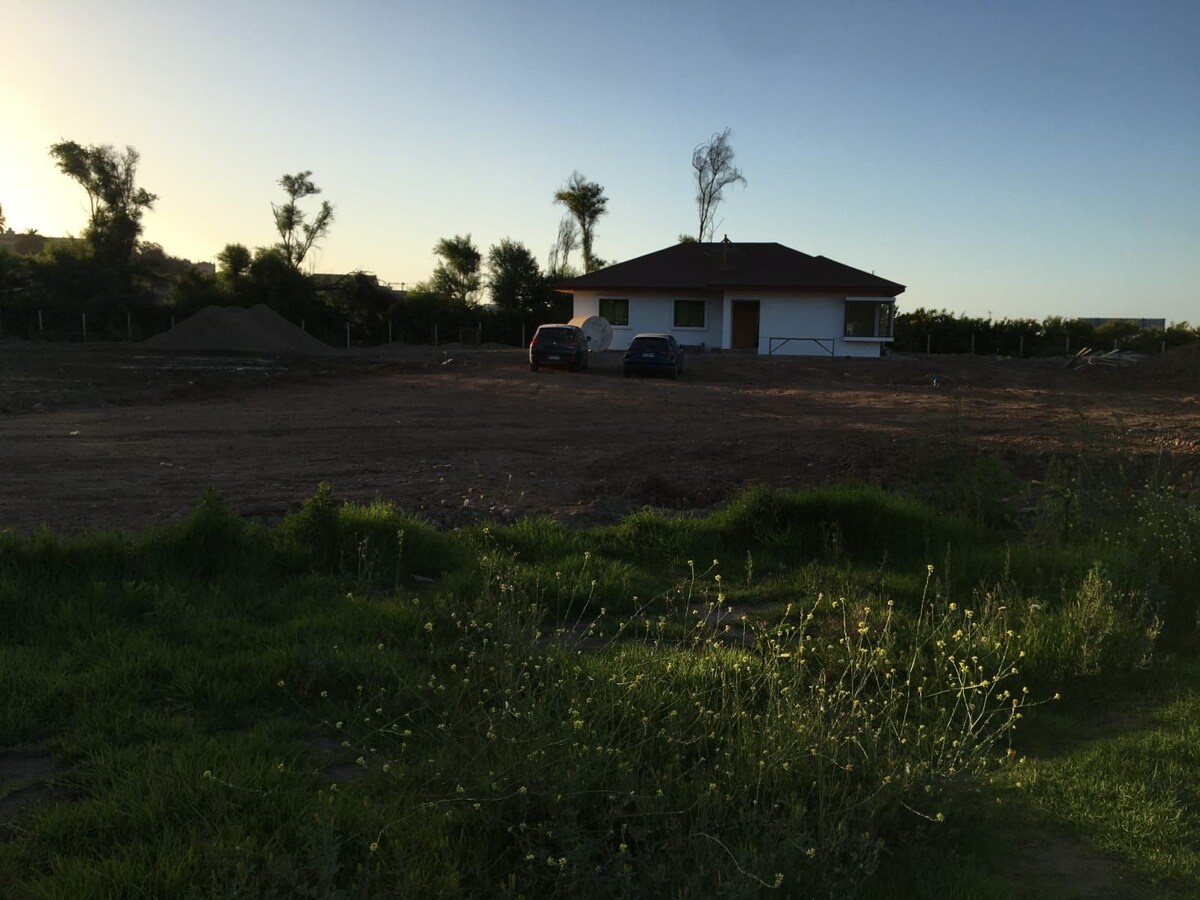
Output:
693,128,746,242
547,215,580,276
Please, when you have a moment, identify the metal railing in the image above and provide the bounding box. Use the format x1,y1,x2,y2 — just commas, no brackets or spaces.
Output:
767,337,836,356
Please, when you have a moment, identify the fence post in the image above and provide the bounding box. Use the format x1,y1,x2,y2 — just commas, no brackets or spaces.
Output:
1162,339,1166,353
521,324,525,347
1019,334,1024,357
127,311,132,341
38,310,43,333
1113,338,1118,351
433,324,438,346
388,321,393,344
970,333,975,354
478,321,483,344
82,312,87,341
925,333,931,355
1065,335,1070,354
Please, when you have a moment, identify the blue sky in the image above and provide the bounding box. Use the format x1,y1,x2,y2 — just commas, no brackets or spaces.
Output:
2,0,1197,322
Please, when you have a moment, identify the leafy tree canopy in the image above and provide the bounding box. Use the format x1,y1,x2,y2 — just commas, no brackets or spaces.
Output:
487,238,546,316
430,234,482,308
216,243,252,282
554,171,608,273
48,140,157,271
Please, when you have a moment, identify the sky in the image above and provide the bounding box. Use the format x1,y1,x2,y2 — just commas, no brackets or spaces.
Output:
1,0,1197,322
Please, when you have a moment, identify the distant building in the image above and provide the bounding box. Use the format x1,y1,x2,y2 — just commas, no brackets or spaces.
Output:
555,241,904,357
1076,317,1166,330
0,232,61,256
314,272,406,303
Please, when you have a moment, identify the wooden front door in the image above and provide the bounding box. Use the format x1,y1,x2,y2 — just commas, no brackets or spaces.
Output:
731,301,760,350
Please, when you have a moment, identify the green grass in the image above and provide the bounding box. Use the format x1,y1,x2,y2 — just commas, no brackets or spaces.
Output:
0,477,1196,898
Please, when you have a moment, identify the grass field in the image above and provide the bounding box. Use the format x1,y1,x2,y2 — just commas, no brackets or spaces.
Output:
1,462,1197,898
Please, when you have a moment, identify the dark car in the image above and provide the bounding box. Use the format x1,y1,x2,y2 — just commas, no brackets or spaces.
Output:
623,333,684,379
529,324,589,372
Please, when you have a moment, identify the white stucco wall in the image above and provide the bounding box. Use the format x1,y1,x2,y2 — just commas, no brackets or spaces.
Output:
572,290,894,357
571,291,724,351
723,292,893,358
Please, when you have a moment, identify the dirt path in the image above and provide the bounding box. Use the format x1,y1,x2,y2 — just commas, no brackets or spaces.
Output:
1,342,1197,533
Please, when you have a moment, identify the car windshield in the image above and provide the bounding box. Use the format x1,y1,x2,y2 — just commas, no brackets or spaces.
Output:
628,337,670,352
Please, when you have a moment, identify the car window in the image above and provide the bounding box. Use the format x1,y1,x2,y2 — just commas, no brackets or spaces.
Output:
536,327,576,340
628,337,670,351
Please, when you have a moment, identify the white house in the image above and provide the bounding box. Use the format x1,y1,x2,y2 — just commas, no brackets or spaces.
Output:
554,241,905,358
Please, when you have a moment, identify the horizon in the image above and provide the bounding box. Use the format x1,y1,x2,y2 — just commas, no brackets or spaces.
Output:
2,0,1197,323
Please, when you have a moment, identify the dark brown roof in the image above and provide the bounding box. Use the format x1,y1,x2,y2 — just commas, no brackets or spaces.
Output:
554,242,904,295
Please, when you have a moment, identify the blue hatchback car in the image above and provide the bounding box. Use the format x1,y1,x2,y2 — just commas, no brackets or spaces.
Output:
622,333,684,379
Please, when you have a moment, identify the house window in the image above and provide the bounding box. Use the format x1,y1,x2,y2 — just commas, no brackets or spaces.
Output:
599,297,629,326
674,299,706,328
844,301,895,338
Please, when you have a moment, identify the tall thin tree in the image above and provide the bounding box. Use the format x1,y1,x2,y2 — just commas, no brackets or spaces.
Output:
547,215,580,277
693,128,746,242
554,171,608,273
273,170,334,271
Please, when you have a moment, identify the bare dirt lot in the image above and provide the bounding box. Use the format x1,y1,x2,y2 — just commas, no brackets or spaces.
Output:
1,340,1197,533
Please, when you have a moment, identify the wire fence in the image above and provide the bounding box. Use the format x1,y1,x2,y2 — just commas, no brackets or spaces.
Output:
0,307,544,349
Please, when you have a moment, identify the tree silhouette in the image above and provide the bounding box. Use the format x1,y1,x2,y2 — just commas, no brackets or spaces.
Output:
49,141,157,270
693,128,746,242
273,170,334,271
554,171,608,272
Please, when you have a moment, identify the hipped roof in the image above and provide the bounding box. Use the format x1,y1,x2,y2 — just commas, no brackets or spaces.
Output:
554,242,904,296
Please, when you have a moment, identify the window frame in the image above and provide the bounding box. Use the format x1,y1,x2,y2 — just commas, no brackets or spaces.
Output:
843,300,895,339
673,298,707,329
598,297,629,327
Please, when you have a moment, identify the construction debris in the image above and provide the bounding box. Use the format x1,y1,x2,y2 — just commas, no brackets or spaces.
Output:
1065,347,1146,369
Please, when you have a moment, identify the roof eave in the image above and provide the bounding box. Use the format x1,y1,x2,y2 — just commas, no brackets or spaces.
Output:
554,283,906,296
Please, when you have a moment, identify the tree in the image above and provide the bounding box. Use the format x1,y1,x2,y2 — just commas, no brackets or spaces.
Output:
546,215,580,277
246,246,317,320
330,271,394,329
217,243,252,280
0,201,6,232
49,140,158,270
693,128,746,242
430,234,482,308
273,170,334,271
554,171,608,272
488,238,547,316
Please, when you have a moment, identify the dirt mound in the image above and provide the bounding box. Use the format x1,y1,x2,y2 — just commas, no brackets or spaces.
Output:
145,305,332,355
1133,341,1200,388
